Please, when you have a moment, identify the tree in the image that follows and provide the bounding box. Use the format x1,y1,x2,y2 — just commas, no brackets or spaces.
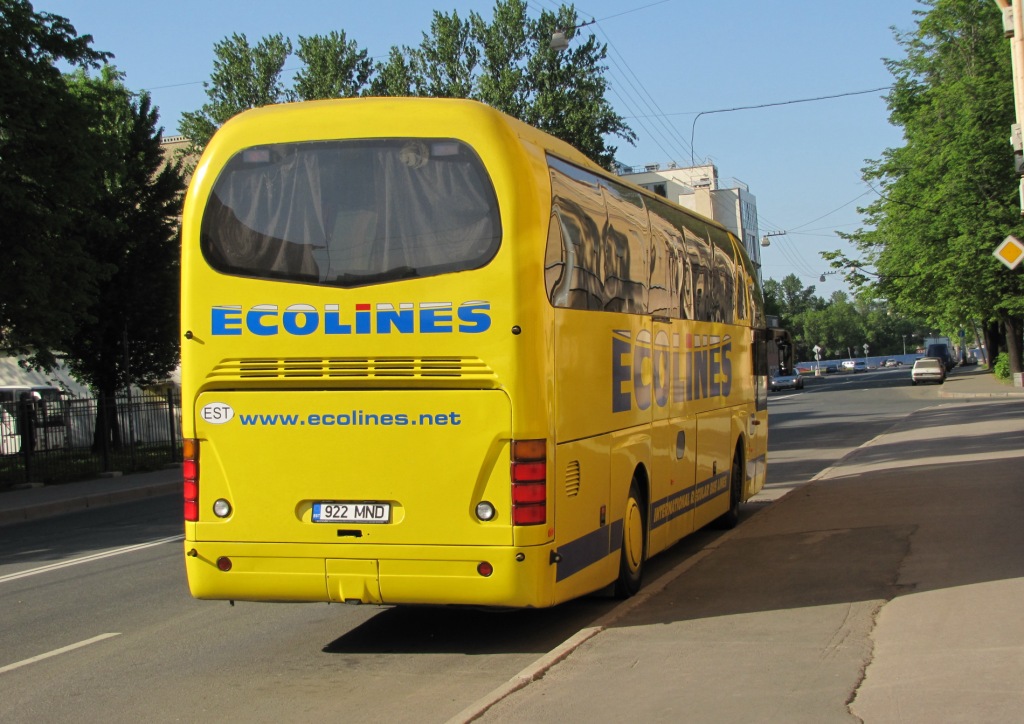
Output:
291,30,371,101
471,0,529,117
178,33,291,157
368,46,418,96
182,1,635,170
65,67,186,450
0,0,110,366
838,0,1024,373
413,10,479,98
519,5,635,169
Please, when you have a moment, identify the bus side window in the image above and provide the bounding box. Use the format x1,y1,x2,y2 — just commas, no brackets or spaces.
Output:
546,206,603,310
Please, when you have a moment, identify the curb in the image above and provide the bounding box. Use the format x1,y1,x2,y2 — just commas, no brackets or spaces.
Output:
938,389,1024,398
0,482,179,528
446,529,743,723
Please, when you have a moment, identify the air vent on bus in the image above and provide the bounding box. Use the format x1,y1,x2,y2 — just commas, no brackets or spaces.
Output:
565,460,581,497
206,356,498,384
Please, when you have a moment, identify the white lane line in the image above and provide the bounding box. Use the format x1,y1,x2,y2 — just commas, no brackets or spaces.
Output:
0,535,183,585
0,633,121,674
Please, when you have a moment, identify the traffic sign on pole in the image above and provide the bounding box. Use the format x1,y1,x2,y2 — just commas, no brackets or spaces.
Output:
994,235,1024,269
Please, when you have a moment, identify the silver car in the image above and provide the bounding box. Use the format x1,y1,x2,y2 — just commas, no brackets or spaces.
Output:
911,357,946,385
769,371,804,392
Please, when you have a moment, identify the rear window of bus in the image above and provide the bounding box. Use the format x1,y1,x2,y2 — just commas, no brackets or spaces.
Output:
200,139,502,287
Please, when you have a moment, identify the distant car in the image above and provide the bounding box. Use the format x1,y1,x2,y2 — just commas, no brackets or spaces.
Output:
841,360,866,373
824,364,838,374
911,357,946,385
882,359,902,367
769,371,804,392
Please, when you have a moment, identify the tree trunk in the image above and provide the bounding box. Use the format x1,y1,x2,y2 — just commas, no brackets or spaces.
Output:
1006,316,1024,376
91,393,122,453
984,321,1003,373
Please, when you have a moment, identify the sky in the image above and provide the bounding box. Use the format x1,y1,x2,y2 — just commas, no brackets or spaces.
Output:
42,0,928,298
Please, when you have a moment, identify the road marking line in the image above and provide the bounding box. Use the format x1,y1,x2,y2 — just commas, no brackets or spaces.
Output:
0,633,121,674
0,535,183,585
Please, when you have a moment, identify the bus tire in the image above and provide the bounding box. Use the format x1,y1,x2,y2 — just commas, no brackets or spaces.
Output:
614,478,646,598
714,451,743,530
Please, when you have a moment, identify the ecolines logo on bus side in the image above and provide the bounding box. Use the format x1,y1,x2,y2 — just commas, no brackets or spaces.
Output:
612,330,732,412
210,301,492,336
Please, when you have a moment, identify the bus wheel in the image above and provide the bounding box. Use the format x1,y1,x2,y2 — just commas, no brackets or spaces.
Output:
614,479,646,598
714,452,743,530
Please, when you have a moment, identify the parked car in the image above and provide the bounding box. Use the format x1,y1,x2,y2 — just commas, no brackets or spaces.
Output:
824,363,838,374
769,370,804,392
841,360,867,373
911,357,946,385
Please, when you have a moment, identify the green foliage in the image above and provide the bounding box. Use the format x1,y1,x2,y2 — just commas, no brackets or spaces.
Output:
178,33,292,156
64,66,186,399
181,0,634,170
291,30,371,101
368,46,418,96
993,352,1010,379
837,0,1024,372
0,0,110,366
765,273,929,362
413,10,479,98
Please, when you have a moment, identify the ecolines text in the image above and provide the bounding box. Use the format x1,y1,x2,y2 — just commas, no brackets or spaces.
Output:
612,331,733,413
211,301,491,336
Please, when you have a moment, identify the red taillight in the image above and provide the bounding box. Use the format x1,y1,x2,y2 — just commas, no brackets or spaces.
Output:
513,505,547,526
512,482,546,503
511,439,546,526
183,438,199,522
511,461,546,482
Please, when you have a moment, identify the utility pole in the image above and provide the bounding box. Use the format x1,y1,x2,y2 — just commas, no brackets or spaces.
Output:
995,0,1024,214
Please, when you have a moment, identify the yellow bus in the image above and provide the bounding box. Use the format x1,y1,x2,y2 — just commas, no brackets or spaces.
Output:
180,97,770,608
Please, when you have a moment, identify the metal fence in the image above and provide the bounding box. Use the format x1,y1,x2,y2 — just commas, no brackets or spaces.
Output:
0,390,181,489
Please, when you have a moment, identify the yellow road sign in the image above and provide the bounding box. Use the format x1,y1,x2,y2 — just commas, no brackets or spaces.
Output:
994,235,1024,269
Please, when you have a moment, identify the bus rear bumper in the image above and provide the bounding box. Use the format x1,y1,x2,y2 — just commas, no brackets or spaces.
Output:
184,541,556,608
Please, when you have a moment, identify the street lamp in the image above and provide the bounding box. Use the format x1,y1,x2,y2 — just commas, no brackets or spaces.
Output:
902,334,907,355
550,17,596,52
549,31,569,51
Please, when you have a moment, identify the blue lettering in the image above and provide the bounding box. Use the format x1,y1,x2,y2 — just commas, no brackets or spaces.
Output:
612,337,632,412
282,304,318,335
355,306,371,334
672,342,686,403
720,342,732,397
633,340,652,411
324,308,352,334
693,347,709,400
653,333,670,407
458,304,492,333
709,345,721,398
247,305,278,336
211,306,242,336
420,307,453,333
377,308,414,334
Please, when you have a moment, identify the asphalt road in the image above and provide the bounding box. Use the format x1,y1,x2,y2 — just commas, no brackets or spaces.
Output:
0,369,948,722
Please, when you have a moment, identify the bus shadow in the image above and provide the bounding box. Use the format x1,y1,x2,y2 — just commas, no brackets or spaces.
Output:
321,595,617,656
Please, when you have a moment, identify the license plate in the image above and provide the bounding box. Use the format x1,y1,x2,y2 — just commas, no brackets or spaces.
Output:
312,501,391,524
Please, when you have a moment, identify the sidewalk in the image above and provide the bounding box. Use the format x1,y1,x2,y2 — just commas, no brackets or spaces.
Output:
0,465,180,527
456,369,1024,723
935,362,1024,398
